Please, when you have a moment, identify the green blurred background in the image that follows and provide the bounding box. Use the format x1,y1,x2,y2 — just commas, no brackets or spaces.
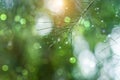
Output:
0,0,120,80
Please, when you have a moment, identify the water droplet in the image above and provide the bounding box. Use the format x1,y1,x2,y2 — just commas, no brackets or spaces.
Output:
69,57,76,64
64,16,71,23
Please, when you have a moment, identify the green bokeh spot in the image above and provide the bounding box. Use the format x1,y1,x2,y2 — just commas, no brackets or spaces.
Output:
14,15,21,22
64,16,71,23
2,65,9,71
22,69,28,76
0,13,7,21
83,20,90,28
33,43,41,49
20,18,26,25
69,57,76,64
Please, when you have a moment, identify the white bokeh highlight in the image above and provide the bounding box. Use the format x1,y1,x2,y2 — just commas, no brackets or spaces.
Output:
98,26,120,80
44,0,64,14
78,50,97,78
72,31,96,78
109,27,120,56
95,42,110,62
35,14,53,36
72,33,89,57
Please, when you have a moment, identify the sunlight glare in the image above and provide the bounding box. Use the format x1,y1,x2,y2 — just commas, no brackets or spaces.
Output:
44,0,64,14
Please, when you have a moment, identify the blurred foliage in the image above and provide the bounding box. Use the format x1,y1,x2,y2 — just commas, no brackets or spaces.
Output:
0,0,120,80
